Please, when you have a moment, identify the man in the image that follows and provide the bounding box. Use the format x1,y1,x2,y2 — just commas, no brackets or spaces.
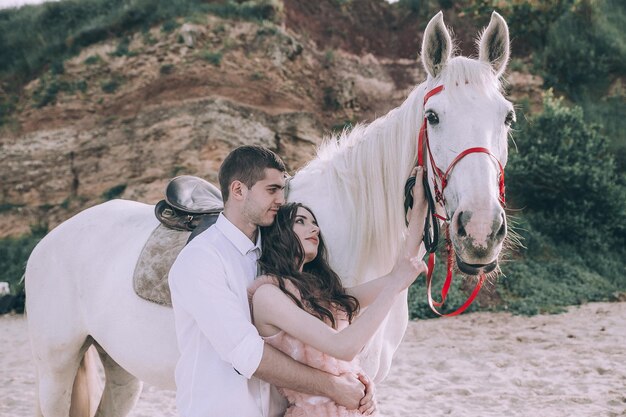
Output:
169,145,374,417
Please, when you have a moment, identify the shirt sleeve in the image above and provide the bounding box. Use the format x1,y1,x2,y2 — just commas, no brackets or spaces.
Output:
169,244,264,379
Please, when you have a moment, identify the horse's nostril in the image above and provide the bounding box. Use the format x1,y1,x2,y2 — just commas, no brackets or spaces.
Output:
496,213,506,239
457,211,467,237
496,223,506,238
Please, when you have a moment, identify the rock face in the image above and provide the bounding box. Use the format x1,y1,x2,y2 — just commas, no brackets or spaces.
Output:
0,1,541,237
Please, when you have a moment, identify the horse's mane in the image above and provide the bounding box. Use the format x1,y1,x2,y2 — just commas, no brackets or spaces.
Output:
297,56,503,283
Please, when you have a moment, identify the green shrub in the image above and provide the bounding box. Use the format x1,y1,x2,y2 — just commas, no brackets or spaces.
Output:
0,203,24,213
0,227,47,295
496,217,625,315
0,0,281,92
204,0,280,22
101,184,127,200
84,54,103,65
32,76,60,108
0,94,17,126
250,71,264,80
111,36,132,57
161,19,180,33
540,0,626,97
101,78,121,94
499,1,571,55
160,64,175,75
76,80,88,93
323,87,340,111
507,91,626,250
323,49,335,69
50,60,65,75
199,49,222,66
577,92,626,171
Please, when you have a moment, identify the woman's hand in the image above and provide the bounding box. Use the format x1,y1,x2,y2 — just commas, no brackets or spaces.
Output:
406,166,428,225
404,166,428,259
389,256,428,292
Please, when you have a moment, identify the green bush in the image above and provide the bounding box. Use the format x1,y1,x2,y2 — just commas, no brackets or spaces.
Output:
161,19,180,33
32,76,60,108
0,0,280,89
503,1,571,55
0,227,47,295
577,92,626,171
199,49,223,66
84,54,103,65
323,87,340,111
496,216,625,315
101,77,122,94
506,91,626,250
160,64,175,75
0,94,17,126
540,0,626,97
102,184,127,200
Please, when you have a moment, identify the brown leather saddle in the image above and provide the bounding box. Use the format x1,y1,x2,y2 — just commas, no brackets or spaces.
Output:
134,176,224,307
155,175,224,241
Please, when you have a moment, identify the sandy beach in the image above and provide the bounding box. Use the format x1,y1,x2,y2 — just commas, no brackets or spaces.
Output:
2,302,625,417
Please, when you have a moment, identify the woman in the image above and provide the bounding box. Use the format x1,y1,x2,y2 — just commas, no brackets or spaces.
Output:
248,167,428,416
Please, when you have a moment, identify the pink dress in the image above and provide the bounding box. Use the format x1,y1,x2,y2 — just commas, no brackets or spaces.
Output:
248,276,377,417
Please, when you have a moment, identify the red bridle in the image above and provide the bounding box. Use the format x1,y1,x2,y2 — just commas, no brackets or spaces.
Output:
417,85,506,317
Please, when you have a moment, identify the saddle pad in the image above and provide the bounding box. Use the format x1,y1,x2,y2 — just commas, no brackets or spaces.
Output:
133,224,191,307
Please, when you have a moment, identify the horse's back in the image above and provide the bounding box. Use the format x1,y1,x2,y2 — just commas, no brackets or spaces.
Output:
28,199,155,275
26,199,158,322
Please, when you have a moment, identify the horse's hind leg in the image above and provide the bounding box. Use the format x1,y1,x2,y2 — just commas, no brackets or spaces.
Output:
33,337,90,417
93,344,143,417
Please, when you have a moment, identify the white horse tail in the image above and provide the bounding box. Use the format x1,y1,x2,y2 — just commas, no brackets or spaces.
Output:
70,346,102,417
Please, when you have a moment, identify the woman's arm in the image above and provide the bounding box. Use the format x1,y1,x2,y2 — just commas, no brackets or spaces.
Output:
252,257,426,362
346,167,428,307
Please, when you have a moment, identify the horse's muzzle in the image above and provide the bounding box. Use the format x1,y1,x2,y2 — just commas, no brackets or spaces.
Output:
456,255,497,275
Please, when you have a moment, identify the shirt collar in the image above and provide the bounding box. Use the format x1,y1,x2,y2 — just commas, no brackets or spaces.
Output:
215,213,262,256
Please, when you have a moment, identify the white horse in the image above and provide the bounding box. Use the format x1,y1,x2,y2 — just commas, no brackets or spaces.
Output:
26,11,512,417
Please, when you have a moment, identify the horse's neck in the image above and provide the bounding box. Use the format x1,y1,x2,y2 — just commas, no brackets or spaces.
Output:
291,85,426,285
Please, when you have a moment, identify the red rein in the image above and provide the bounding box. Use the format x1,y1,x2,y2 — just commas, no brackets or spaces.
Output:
417,85,505,317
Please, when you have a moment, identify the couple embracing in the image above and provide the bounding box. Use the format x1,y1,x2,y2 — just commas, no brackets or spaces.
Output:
169,145,428,417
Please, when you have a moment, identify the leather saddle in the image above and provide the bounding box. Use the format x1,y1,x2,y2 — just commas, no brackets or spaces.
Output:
155,175,223,241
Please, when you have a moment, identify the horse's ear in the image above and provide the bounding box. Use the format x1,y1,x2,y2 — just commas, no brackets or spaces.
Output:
478,11,510,77
421,11,452,78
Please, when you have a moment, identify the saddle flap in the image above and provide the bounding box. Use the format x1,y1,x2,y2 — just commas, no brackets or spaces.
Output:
165,175,223,214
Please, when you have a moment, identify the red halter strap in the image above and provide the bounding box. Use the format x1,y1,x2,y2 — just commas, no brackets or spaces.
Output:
416,85,503,317
417,85,444,167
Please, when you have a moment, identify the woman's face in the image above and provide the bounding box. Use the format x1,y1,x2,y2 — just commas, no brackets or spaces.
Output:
292,207,320,264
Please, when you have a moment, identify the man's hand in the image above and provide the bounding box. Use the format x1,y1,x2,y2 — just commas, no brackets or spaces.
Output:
358,373,377,415
328,373,365,410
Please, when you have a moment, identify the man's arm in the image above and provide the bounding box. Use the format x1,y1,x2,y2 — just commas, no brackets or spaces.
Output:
170,244,368,410
254,343,366,410
169,245,265,379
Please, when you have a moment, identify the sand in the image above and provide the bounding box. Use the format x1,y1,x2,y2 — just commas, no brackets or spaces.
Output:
1,302,625,417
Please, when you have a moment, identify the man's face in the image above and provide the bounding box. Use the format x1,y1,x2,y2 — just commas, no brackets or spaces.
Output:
242,168,286,227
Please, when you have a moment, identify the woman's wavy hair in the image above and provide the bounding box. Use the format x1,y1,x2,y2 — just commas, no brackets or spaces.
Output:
259,203,360,328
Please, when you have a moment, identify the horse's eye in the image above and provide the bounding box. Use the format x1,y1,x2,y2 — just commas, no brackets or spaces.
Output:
425,110,439,126
504,110,515,126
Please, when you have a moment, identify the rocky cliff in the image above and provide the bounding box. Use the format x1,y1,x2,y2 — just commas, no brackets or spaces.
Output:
0,0,542,237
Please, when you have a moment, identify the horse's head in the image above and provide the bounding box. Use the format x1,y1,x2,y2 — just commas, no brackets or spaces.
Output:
420,12,513,275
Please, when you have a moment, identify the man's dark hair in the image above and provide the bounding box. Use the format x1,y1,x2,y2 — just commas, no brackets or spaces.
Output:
219,145,286,202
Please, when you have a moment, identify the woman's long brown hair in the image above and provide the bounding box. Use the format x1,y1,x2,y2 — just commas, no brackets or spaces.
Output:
258,203,360,328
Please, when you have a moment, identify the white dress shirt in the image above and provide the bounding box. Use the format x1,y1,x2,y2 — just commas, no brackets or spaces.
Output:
169,213,288,417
